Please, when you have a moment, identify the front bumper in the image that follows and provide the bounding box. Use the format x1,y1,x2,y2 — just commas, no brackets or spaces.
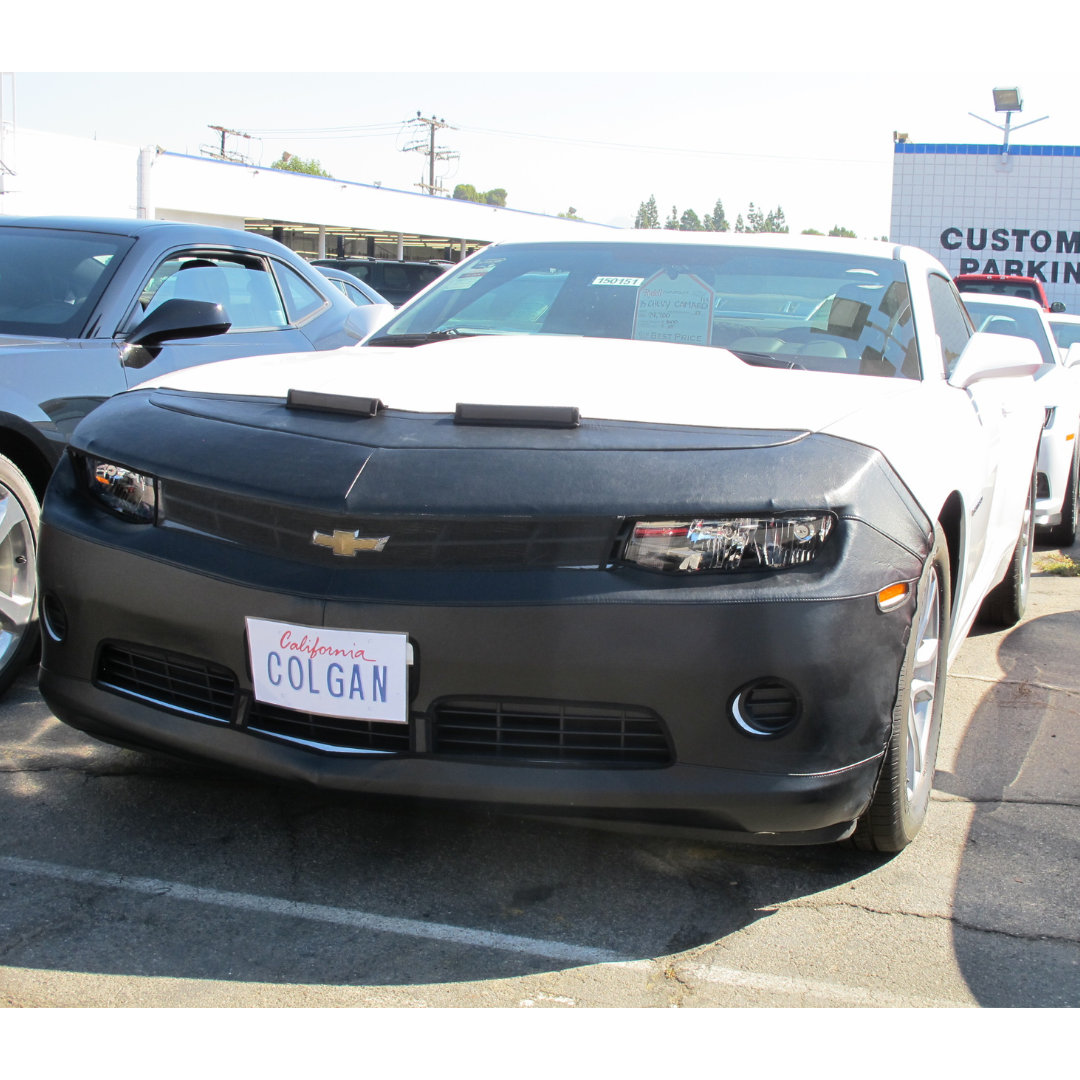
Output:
38,514,921,841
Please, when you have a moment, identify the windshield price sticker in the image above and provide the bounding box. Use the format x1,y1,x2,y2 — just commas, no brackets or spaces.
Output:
444,258,504,290
246,617,409,724
591,276,644,287
632,270,715,346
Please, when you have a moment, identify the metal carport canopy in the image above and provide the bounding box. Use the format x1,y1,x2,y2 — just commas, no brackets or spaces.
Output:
148,150,620,245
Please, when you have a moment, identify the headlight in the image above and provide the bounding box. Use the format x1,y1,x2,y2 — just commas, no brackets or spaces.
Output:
622,514,835,573
80,455,157,523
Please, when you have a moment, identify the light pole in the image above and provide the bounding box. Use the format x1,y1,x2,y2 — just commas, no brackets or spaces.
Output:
969,87,1048,164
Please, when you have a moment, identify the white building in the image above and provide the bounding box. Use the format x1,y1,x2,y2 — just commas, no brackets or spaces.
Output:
0,126,616,260
891,140,1080,310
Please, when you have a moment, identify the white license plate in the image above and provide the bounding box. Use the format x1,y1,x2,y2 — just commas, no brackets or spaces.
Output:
246,617,410,724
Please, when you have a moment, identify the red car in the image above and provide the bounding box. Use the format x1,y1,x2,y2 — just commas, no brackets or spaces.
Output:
955,273,1066,313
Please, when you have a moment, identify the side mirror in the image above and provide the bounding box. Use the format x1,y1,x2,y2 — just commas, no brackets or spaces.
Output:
127,298,231,348
1065,343,1080,369
1050,302,1067,314
344,302,395,342
948,331,1044,389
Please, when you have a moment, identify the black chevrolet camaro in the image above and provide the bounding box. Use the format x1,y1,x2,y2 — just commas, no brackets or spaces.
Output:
36,235,1045,850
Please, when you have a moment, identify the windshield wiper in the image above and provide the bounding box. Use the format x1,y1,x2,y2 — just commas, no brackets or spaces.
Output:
730,350,806,371
366,328,480,347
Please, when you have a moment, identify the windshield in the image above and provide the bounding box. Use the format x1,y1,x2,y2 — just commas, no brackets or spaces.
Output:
957,279,1043,303
1050,320,1080,350
964,300,1057,364
372,242,920,379
0,226,134,337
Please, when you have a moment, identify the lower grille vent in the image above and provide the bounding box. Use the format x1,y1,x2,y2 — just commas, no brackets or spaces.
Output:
431,697,671,765
1037,471,1051,500
96,643,237,723
248,701,411,754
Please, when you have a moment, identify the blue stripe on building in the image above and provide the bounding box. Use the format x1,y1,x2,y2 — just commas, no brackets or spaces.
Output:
895,143,1080,156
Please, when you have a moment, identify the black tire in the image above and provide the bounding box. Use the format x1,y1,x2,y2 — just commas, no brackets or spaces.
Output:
0,454,40,698
853,525,950,853
1046,437,1079,549
979,467,1036,628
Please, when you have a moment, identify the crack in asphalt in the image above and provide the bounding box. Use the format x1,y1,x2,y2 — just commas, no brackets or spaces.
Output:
788,897,1080,947
930,792,1080,809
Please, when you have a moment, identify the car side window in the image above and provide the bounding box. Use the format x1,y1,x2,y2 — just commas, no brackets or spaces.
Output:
928,274,973,375
140,253,288,331
274,263,328,324
342,282,371,306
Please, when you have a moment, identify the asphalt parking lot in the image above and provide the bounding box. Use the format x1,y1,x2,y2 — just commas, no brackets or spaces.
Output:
2,546,1078,1008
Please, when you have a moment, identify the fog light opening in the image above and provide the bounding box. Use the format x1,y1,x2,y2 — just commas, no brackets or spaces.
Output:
877,582,910,612
729,678,801,738
41,593,68,643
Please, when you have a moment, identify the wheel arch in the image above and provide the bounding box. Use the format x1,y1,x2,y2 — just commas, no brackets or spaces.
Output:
936,490,965,609
0,420,59,501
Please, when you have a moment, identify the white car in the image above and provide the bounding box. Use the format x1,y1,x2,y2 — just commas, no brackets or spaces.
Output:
962,293,1080,546
1048,312,1080,359
40,234,1044,853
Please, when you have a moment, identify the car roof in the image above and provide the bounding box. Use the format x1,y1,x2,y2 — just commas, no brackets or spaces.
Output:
483,230,901,261
1048,312,1080,324
0,215,292,255
961,293,1045,311
955,273,1041,283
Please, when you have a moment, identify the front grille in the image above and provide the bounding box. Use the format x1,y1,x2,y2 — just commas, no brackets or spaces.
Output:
96,642,237,723
430,697,672,765
247,701,411,754
161,480,618,570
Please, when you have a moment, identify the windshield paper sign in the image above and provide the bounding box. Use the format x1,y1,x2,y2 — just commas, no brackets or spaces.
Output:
246,617,409,723
443,258,504,290
632,270,715,346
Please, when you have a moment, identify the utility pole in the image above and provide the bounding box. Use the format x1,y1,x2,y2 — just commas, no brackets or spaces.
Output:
200,125,252,164
402,113,458,196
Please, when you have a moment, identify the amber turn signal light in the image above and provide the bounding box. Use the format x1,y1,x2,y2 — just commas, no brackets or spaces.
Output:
877,582,910,612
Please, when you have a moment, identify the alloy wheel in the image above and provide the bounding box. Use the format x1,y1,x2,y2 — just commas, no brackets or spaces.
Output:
0,484,37,668
905,569,941,804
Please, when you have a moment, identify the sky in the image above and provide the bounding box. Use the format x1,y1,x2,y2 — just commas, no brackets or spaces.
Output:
3,4,1079,239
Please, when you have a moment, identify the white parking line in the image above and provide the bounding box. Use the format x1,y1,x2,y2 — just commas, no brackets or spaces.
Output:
681,961,968,1008
0,855,627,965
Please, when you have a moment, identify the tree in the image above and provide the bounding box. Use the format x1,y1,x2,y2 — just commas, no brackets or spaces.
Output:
270,153,330,177
679,208,704,231
704,198,729,232
801,228,824,235
453,184,507,206
745,202,766,233
828,225,858,238
764,206,788,233
734,214,746,233
634,195,660,229
664,205,680,230
557,207,583,220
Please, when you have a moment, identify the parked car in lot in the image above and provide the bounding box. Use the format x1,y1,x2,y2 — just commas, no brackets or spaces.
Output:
955,272,1066,313
1048,312,1080,356
310,257,446,306
39,235,1045,852
960,293,1080,546
0,216,374,694
312,265,390,307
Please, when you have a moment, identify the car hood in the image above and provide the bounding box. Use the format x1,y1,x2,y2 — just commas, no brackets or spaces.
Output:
136,333,919,434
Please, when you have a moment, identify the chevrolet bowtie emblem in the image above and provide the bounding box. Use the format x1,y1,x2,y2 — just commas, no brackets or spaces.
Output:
311,530,390,556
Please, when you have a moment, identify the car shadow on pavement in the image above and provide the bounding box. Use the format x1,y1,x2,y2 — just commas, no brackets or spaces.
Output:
0,668,895,988
934,606,1080,1007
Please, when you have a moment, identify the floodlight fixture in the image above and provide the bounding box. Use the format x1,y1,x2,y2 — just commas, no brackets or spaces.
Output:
993,87,1022,112
970,87,1047,161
